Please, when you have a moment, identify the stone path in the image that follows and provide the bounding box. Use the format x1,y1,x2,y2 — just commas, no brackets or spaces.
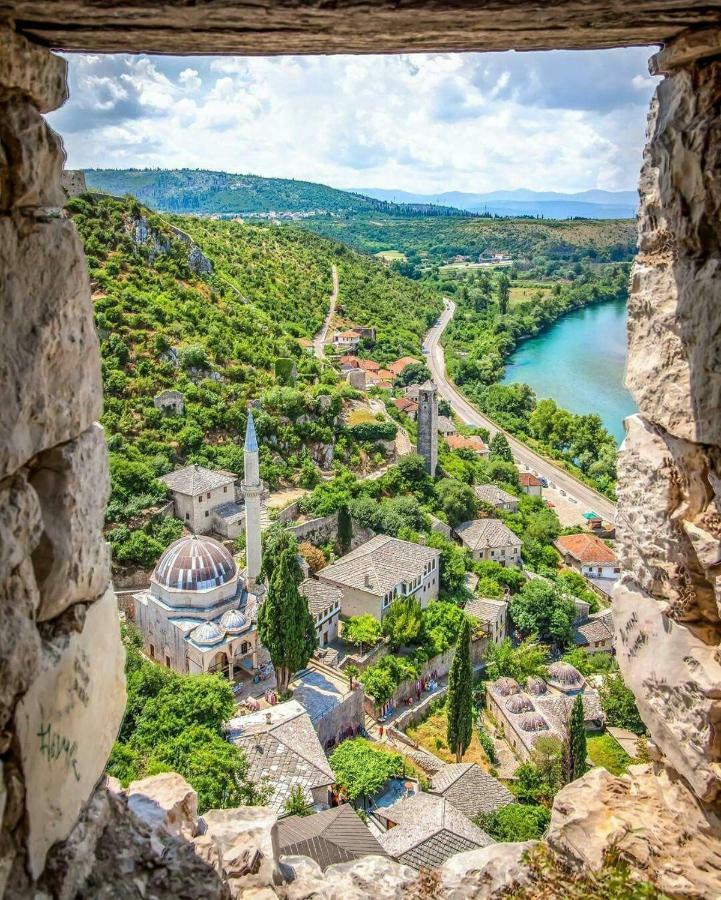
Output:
313,264,339,359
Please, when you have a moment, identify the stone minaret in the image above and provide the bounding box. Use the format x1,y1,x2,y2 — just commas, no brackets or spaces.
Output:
242,410,263,588
417,380,438,476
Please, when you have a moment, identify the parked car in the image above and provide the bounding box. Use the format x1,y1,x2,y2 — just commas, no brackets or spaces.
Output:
539,476,549,487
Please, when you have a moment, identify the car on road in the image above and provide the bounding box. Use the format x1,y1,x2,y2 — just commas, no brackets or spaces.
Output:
539,476,549,488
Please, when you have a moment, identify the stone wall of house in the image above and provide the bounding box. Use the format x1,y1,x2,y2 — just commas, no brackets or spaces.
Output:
0,27,126,894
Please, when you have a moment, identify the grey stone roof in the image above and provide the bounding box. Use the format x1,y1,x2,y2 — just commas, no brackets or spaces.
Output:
473,484,518,507
455,518,522,552
536,690,605,726
430,764,514,818
404,384,421,401
300,578,343,618
464,598,507,625
574,616,614,646
227,702,333,813
213,501,244,524
159,464,236,496
277,804,386,869
379,793,493,870
318,535,439,598
437,415,456,434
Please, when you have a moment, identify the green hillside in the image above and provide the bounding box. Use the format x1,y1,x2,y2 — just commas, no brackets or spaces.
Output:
68,193,442,567
298,213,637,266
83,168,470,218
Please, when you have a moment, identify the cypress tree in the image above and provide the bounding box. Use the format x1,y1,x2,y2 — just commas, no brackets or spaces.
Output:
446,618,473,762
338,504,352,554
568,694,587,781
257,527,317,693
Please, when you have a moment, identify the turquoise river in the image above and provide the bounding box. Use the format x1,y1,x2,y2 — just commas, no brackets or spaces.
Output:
502,298,636,444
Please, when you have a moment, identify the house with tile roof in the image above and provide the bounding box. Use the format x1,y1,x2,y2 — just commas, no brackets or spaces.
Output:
392,396,419,420
388,356,420,376
473,483,519,513
300,579,342,648
317,535,440,621
519,472,543,496
464,597,508,644
554,533,620,581
159,464,239,535
332,329,362,350
429,764,514,820
376,792,494,870
445,433,489,456
277,804,387,869
226,700,334,814
357,359,381,372
454,519,522,567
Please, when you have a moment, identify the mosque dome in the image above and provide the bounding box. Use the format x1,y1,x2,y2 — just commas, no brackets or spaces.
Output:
220,608,248,634
153,534,237,592
494,677,520,697
506,694,534,714
547,661,584,689
189,621,224,646
519,713,549,733
526,676,548,696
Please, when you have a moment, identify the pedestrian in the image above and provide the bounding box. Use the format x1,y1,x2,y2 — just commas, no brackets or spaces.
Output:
379,725,384,738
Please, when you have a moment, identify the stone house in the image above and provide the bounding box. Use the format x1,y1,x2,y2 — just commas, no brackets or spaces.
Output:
160,463,242,537
345,368,366,391
454,518,522,566
554,533,621,581
429,764,513,820
437,415,457,437
392,396,418,420
519,473,543,496
277,805,387,869
464,597,508,643
153,388,184,416
300,578,342,647
573,607,615,654
332,329,362,351
474,483,519,513
318,534,440,620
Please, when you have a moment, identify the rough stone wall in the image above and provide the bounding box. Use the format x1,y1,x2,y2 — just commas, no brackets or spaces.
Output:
0,26,126,895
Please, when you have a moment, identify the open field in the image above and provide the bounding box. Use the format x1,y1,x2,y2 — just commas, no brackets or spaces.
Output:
406,709,491,768
587,732,633,775
508,282,554,306
375,249,407,262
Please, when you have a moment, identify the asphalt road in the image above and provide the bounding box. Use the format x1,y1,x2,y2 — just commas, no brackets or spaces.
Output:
423,298,617,525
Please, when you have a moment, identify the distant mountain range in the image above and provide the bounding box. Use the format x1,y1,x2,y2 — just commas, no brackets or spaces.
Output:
354,187,638,220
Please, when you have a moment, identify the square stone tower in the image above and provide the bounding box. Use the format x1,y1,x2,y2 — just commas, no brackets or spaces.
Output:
417,380,438,476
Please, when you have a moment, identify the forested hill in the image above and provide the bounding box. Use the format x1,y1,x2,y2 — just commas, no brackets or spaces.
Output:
83,168,472,218
68,192,442,565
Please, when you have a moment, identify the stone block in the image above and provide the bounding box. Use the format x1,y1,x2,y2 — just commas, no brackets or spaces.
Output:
548,764,721,897
29,423,111,622
0,216,101,478
0,26,67,113
615,414,720,629
0,472,42,734
614,579,721,803
0,99,66,210
195,806,279,895
440,841,537,898
126,773,199,842
322,855,419,898
15,586,126,878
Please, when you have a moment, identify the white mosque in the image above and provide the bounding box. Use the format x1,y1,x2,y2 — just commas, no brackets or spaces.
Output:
132,412,267,679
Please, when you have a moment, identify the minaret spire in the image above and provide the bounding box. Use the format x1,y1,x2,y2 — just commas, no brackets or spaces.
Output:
242,408,262,588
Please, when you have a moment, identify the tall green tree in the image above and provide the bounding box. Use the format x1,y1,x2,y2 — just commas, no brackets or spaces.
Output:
382,596,423,649
489,431,513,462
446,618,473,762
485,636,548,682
496,272,511,315
257,526,317,692
568,694,588,781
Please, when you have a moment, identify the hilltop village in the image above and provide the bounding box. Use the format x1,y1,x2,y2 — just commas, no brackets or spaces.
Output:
119,345,632,872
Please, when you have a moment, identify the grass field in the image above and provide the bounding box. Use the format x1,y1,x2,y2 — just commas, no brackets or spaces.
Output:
406,709,491,768
345,407,381,426
587,732,633,775
509,282,554,306
375,249,407,262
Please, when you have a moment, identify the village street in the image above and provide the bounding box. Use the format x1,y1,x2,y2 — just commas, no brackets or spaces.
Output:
424,299,618,526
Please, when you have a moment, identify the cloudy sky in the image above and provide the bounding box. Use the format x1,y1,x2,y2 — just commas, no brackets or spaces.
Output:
48,48,657,194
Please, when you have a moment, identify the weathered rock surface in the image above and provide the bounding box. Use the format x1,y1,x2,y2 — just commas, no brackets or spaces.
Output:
0,99,66,210
0,25,67,112
440,842,537,898
613,579,721,803
0,216,102,478
127,772,199,842
549,764,721,898
14,586,126,878
29,423,111,621
628,59,721,445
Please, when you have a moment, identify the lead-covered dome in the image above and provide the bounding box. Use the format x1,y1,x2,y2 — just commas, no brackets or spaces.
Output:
519,713,548,733
547,661,583,689
526,676,547,696
189,621,224,646
220,608,248,633
154,534,237,592
506,694,534,714
494,677,520,697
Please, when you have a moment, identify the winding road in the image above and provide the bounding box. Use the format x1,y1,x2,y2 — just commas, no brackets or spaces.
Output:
423,299,617,524
313,264,339,359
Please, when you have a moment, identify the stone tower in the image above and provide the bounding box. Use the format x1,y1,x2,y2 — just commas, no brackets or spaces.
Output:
417,380,438,476
242,410,263,588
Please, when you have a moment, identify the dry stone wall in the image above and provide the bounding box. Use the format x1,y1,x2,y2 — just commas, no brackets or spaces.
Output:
0,26,126,895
